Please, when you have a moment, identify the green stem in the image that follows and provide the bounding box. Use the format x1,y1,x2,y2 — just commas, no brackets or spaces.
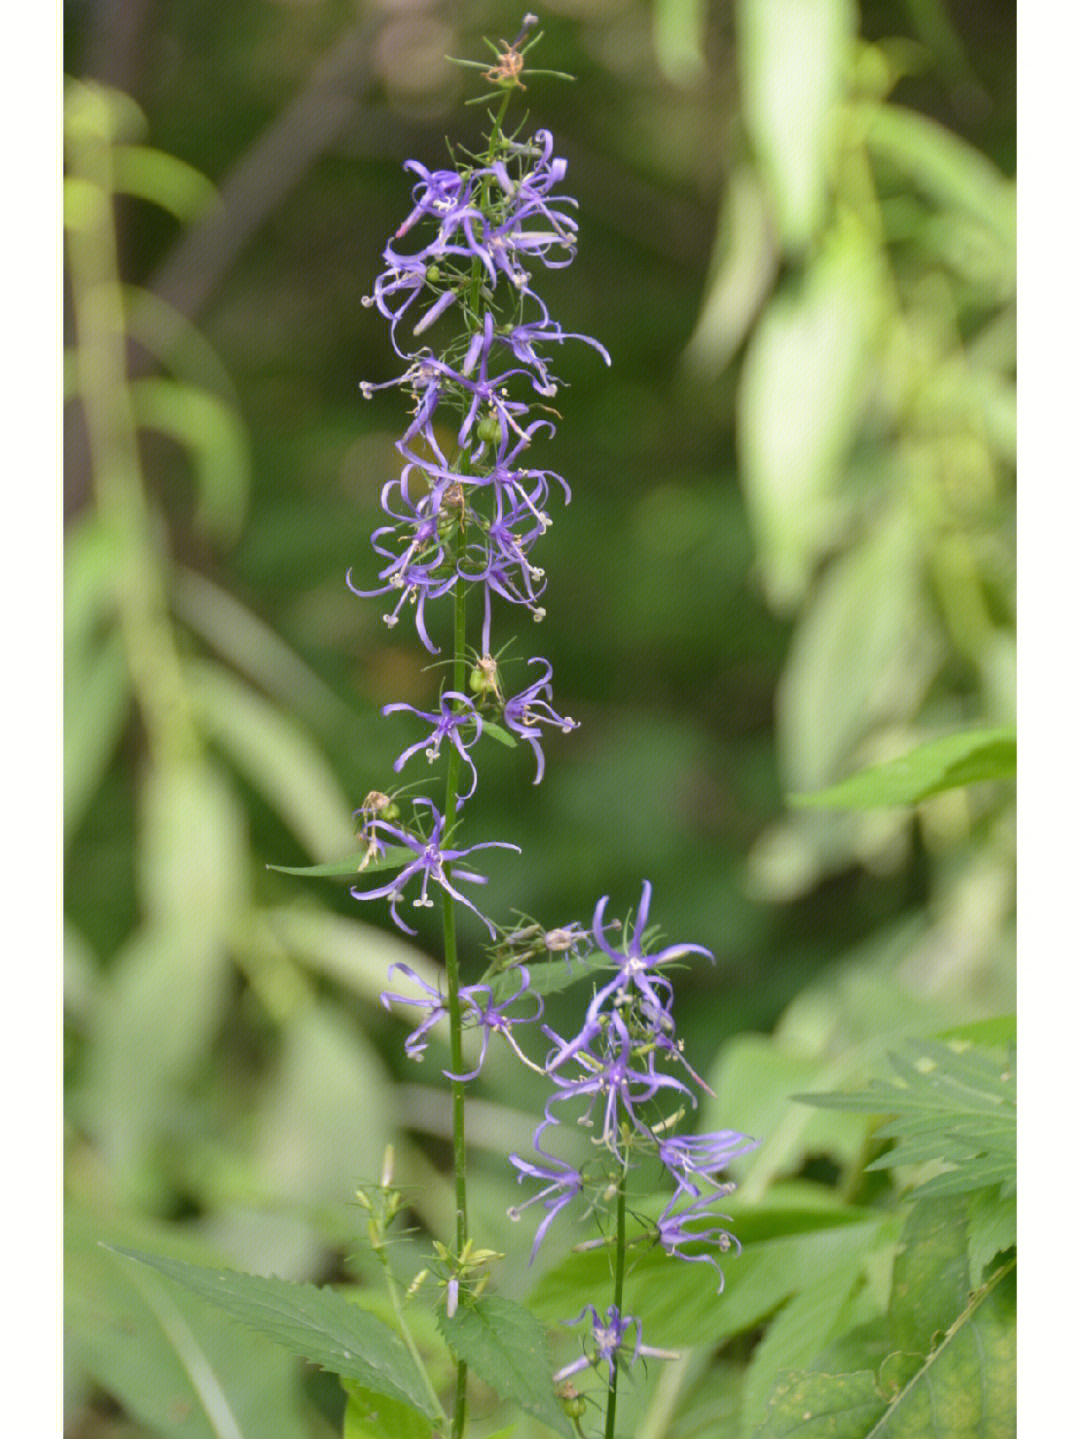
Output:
442,560,470,1439
604,1163,629,1439
374,1243,449,1431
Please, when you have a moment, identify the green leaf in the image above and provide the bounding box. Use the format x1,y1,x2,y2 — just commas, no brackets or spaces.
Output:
438,1296,572,1437
482,720,519,748
188,658,356,860
112,142,219,221
790,726,1016,809
653,0,708,85
935,1014,1016,1048
66,1207,310,1439
737,0,857,251
107,1249,443,1422
267,846,415,879
342,1380,432,1439
966,1188,1016,1282
737,215,880,609
130,377,250,545
798,1038,1016,1200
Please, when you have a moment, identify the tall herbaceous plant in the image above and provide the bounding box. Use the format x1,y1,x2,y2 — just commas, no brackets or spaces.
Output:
116,20,757,1439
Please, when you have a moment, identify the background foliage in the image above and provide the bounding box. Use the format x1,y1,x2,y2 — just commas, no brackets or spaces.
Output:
64,1,1015,1435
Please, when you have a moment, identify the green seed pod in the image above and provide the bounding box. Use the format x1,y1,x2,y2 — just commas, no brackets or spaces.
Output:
425,264,441,283
476,413,500,443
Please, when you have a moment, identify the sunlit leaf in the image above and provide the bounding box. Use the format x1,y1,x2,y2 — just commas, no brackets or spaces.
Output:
267,846,415,879
790,726,1015,809
737,0,856,250
737,216,881,610
653,0,708,86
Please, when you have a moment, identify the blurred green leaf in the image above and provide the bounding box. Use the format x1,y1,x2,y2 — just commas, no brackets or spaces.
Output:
741,1250,861,1429
66,1205,310,1439
342,1380,431,1439
439,1296,572,1437
112,142,219,221
130,377,250,545
856,101,1016,274
254,905,438,1006
108,1249,443,1420
653,0,708,86
251,1000,397,1208
737,0,856,250
737,216,880,610
65,626,130,844
78,760,247,1182
775,503,938,794
790,726,1015,809
682,165,779,379
172,565,354,733
188,658,356,861
267,846,415,878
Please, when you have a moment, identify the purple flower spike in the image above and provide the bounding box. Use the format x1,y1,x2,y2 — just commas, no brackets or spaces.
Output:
382,691,484,802
350,797,519,937
503,659,578,783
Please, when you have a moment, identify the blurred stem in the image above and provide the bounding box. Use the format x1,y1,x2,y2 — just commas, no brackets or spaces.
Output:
65,83,198,769
373,1239,448,1431
603,1162,629,1439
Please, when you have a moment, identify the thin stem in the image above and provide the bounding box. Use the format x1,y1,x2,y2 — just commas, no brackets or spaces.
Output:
374,1243,449,1431
442,555,470,1439
604,1162,629,1439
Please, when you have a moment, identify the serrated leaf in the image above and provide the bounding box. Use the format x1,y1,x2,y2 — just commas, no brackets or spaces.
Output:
790,727,1015,809
438,1296,571,1437
267,846,415,878
342,1380,432,1439
966,1188,1016,1282
798,1039,1016,1200
107,1249,442,1421
66,1207,310,1439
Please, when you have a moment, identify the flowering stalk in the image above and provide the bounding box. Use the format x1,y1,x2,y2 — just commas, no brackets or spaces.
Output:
350,17,757,1435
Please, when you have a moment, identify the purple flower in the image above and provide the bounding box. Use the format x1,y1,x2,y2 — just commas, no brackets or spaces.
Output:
553,1305,677,1385
503,658,578,782
382,691,483,802
541,1008,695,1154
350,797,518,937
656,1189,741,1291
507,1148,583,1262
382,961,543,1078
380,963,448,1061
450,966,544,1080
545,881,713,1071
657,1130,760,1197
